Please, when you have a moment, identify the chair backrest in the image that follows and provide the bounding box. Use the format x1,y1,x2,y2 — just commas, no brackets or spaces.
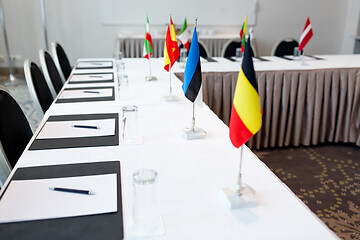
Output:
24,59,54,114
0,86,33,169
39,49,64,98
271,38,299,56
221,39,242,58
51,42,72,82
178,40,210,58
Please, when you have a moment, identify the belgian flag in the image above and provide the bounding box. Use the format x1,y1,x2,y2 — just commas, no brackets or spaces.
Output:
229,38,262,148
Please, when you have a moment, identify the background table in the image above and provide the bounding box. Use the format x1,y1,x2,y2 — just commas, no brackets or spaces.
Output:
174,55,360,149
116,34,238,58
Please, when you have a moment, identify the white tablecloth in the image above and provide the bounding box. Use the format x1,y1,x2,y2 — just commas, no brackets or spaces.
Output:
0,58,339,239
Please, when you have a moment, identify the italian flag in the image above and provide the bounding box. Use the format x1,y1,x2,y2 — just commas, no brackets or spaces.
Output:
143,16,153,59
178,17,190,51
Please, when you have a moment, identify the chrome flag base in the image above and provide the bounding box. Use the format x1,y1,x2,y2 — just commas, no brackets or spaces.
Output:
182,127,206,140
3,76,23,86
145,76,157,81
161,95,178,102
221,184,257,209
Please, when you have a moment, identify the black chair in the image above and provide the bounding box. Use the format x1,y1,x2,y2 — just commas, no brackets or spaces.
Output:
271,38,299,56
0,86,33,168
221,40,242,58
178,40,210,58
51,42,72,82
39,49,64,98
24,59,54,114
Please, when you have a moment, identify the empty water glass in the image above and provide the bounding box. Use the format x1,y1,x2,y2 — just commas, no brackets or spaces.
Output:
131,169,160,235
235,48,242,60
118,74,129,100
121,105,141,144
293,47,300,58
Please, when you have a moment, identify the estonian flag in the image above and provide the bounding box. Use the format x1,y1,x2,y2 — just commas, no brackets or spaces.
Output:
229,37,262,148
182,27,202,106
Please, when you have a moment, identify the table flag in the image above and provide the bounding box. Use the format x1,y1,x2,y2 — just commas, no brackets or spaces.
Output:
298,17,313,52
182,26,202,106
143,15,153,59
229,38,262,148
239,16,247,53
164,17,180,72
179,17,190,51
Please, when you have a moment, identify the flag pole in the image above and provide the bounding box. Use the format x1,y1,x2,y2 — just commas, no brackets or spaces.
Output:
145,15,156,81
191,18,198,132
236,145,244,196
192,103,195,132
147,37,153,80
169,14,173,97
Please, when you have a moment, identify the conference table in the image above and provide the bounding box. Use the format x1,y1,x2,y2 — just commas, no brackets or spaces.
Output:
0,58,339,239
174,55,360,149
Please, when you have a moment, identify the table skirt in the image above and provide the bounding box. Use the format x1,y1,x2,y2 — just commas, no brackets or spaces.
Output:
176,68,360,149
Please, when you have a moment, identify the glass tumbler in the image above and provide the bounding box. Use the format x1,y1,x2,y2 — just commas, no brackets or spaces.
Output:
132,169,159,234
118,74,129,100
121,105,141,144
235,48,242,60
293,47,300,58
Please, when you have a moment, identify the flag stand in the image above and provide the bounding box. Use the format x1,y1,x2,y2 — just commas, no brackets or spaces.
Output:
145,40,157,81
162,67,178,102
221,144,257,209
182,102,206,140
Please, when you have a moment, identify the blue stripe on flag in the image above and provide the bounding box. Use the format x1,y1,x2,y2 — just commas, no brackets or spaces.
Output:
182,27,200,97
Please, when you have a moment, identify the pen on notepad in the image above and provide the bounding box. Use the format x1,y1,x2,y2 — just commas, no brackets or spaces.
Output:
72,125,100,130
83,90,100,94
89,75,103,78
49,187,95,195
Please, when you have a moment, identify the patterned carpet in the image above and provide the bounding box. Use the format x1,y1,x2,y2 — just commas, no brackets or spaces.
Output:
254,144,360,240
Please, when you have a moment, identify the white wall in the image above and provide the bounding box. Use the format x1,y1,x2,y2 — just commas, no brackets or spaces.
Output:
0,0,354,68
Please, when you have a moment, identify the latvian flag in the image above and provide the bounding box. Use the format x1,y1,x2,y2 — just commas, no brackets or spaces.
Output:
182,26,203,106
164,17,180,72
143,15,153,59
179,17,190,51
229,38,262,148
298,17,313,52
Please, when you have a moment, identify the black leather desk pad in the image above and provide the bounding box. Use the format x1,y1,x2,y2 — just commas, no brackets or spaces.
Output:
56,86,115,103
29,113,119,150
0,161,123,240
75,61,113,69
68,73,114,84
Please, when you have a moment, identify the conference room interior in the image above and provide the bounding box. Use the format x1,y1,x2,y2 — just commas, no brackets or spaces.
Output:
0,0,359,239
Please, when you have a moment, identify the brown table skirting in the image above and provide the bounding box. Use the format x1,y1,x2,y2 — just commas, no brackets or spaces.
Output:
176,68,360,149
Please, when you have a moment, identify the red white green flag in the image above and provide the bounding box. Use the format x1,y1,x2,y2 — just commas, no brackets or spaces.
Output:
178,17,190,51
239,16,247,53
143,15,153,59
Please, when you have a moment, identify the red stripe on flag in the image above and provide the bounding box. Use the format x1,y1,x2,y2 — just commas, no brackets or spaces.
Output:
145,33,153,49
298,17,313,52
229,105,254,148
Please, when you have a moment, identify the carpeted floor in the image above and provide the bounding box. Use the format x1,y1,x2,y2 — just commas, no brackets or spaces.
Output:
254,144,360,240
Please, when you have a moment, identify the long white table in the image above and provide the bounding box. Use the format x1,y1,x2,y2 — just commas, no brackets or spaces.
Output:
0,58,339,239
